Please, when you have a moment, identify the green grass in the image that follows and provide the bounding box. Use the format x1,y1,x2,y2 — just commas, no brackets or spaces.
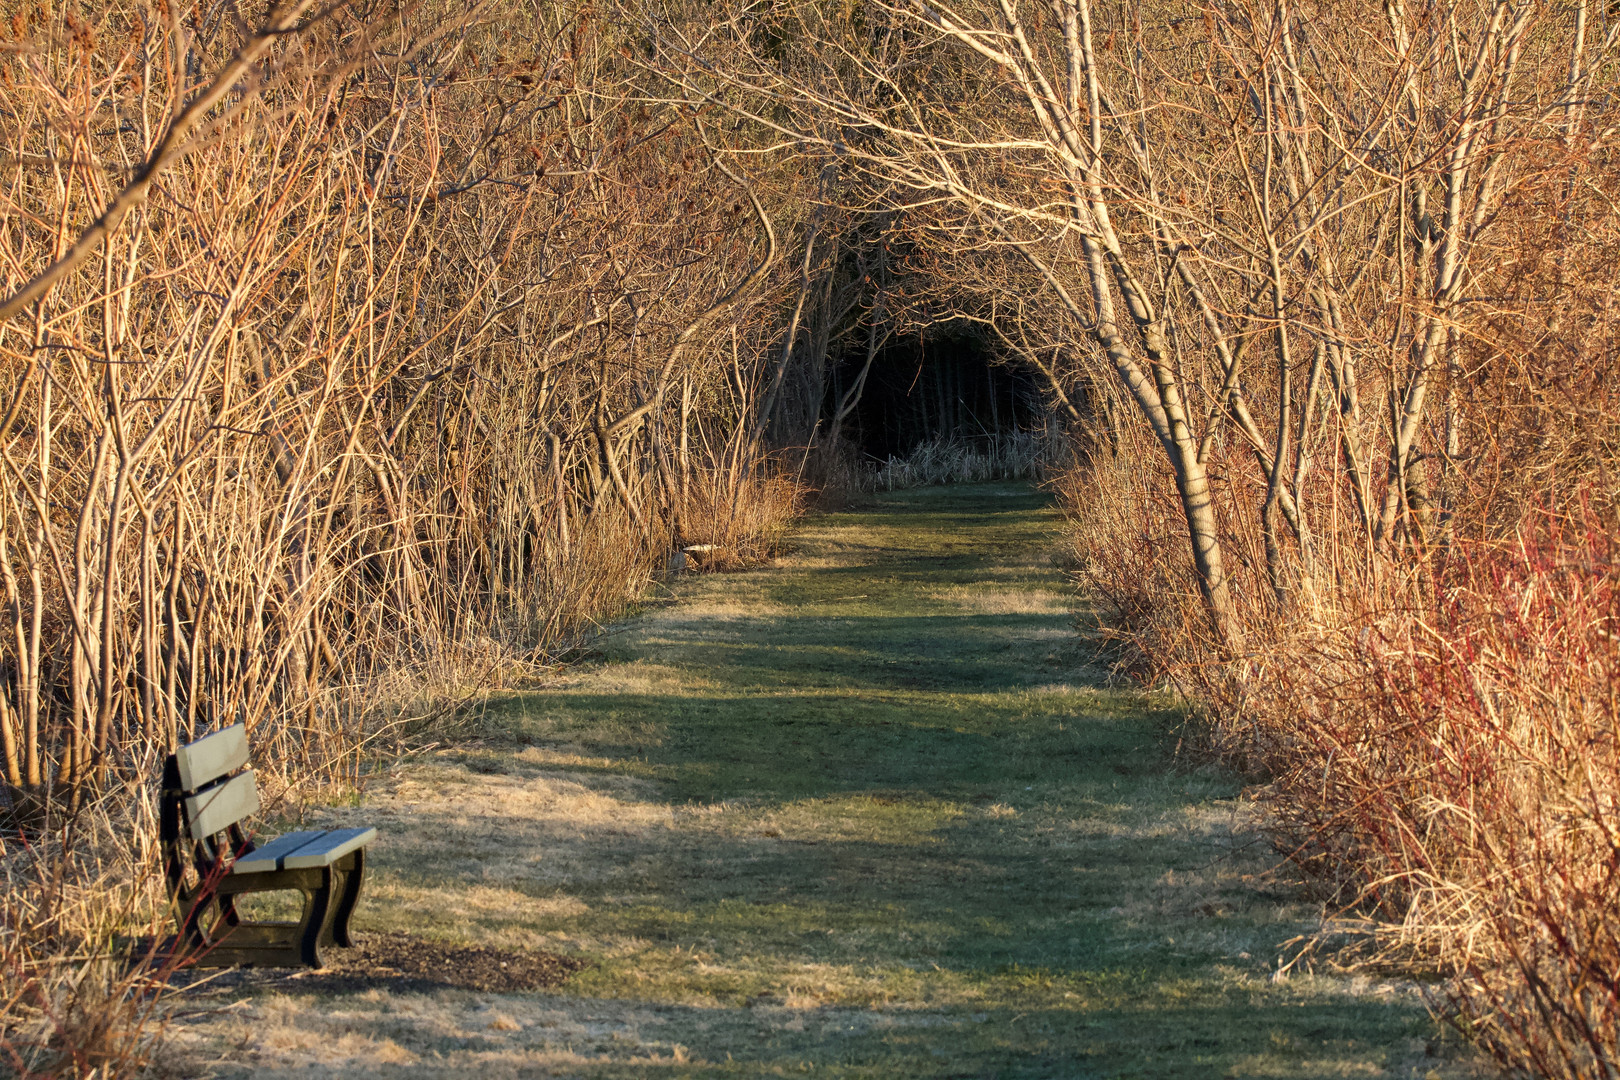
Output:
201,484,1486,1079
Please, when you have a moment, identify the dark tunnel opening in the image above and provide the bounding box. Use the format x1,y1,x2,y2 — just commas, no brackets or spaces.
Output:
827,332,1046,462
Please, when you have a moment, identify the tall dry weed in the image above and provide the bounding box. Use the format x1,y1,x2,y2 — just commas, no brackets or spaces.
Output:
1057,437,1201,680
1058,453,1620,1077
673,465,804,570
1256,518,1620,1079
0,0,815,802
873,432,1054,490
0,777,183,1079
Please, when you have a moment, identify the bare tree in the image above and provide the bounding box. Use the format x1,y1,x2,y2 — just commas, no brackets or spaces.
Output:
646,0,1615,643
0,0,815,804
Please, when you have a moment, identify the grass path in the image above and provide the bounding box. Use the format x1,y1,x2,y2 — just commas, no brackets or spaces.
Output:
184,484,1486,1078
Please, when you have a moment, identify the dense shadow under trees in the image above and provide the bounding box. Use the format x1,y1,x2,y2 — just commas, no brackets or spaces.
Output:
830,330,1044,462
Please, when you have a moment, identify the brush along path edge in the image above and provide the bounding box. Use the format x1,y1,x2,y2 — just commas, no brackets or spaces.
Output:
172,485,1491,1078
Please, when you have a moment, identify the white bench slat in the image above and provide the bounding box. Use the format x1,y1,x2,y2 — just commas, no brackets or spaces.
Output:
175,725,250,791
185,770,260,838
282,827,376,869
231,830,326,875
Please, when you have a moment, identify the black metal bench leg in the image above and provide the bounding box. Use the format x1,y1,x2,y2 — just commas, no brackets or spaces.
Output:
330,849,366,948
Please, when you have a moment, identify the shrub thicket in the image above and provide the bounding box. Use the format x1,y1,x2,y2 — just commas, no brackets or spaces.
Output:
0,0,824,1068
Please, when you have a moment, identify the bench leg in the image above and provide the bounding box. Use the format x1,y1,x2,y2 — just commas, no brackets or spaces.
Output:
174,866,336,968
330,849,366,948
174,886,230,953
297,870,339,968
174,895,209,954
216,892,243,929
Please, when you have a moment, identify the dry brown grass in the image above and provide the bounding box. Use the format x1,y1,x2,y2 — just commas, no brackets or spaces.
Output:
1237,519,1620,1079
0,777,180,1078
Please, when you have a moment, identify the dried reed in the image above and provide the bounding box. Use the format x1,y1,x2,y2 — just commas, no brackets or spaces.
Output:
872,432,1055,491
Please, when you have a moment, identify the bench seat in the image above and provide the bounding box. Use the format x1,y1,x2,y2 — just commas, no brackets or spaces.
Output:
233,827,377,874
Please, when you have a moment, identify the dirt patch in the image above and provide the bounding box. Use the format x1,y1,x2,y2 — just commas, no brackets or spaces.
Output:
176,932,586,995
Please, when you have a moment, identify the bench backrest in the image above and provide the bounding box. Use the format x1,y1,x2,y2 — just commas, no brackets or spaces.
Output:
175,724,249,790
167,724,260,842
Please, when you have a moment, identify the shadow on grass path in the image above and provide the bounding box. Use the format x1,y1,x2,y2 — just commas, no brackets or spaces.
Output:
182,484,1491,1079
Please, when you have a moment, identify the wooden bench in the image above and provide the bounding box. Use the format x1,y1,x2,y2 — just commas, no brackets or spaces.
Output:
160,724,376,968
